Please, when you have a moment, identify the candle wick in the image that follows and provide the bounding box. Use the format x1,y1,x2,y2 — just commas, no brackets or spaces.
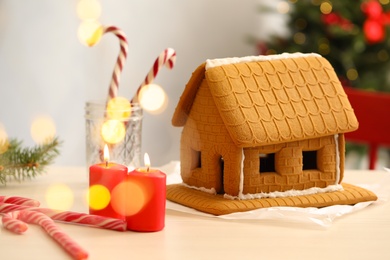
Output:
147,166,149,172
105,161,108,168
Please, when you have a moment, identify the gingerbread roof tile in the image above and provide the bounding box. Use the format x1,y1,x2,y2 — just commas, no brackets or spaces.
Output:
172,54,358,147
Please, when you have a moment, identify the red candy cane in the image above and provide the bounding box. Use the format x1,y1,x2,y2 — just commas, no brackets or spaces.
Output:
131,48,176,103
0,203,126,231
3,210,89,260
0,196,40,207
102,26,128,100
37,208,127,231
1,211,28,234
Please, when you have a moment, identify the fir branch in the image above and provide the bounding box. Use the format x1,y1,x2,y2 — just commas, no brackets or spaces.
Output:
0,137,62,185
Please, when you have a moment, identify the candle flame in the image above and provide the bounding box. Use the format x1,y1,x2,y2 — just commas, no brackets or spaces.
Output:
144,153,151,171
104,144,109,163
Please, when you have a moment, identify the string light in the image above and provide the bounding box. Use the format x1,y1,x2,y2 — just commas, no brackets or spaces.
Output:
320,1,333,14
106,96,132,120
77,0,102,21
45,184,74,211
277,1,290,14
295,18,307,30
0,123,8,154
347,68,358,81
138,84,168,114
77,0,103,45
30,116,56,144
77,20,103,46
318,38,330,55
101,120,126,144
378,49,389,61
293,32,306,45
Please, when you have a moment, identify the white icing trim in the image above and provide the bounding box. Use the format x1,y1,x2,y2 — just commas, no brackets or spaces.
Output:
224,184,344,200
238,149,245,197
182,183,216,195
205,52,321,70
334,134,341,184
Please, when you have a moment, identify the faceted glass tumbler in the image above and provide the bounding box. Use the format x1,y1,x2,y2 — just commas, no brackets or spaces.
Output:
85,100,143,169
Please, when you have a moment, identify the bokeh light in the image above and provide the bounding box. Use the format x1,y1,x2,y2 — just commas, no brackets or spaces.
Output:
88,184,111,210
347,69,358,81
30,116,56,144
293,32,306,45
77,0,102,21
0,123,9,154
320,1,332,14
295,18,307,30
318,38,330,55
277,1,290,14
45,183,74,211
78,20,103,46
138,84,168,114
101,119,126,144
111,180,146,216
377,49,389,62
106,96,132,120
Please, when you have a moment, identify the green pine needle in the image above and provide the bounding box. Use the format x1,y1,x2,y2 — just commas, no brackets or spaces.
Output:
0,137,62,185
259,0,390,93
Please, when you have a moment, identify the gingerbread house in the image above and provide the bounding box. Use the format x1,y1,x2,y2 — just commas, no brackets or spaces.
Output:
171,53,359,198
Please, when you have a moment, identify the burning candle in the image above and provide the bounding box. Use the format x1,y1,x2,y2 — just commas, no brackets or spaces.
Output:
125,153,166,232
89,144,128,220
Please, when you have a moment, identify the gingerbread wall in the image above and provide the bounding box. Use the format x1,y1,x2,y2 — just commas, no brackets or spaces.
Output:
242,134,345,194
179,80,242,194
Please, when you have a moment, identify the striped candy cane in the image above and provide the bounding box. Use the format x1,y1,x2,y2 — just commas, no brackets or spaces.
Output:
102,26,129,101
2,210,89,260
0,202,127,232
0,196,40,207
1,211,28,234
131,48,176,103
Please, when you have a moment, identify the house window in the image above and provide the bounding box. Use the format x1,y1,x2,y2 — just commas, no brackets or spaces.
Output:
259,153,276,173
191,149,201,169
302,150,318,170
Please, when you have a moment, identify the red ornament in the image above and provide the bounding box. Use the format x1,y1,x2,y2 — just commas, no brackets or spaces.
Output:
364,19,385,43
361,0,390,44
321,13,353,31
362,0,383,18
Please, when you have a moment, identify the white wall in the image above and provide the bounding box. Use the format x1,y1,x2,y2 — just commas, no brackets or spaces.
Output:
0,0,260,167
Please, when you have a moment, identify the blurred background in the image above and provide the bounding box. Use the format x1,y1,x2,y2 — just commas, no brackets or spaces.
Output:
0,0,388,169
0,0,260,167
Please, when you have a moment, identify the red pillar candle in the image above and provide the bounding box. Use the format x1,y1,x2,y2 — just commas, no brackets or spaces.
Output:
125,153,166,232
89,145,128,220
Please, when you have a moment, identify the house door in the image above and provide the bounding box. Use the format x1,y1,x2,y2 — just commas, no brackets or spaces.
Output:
218,156,224,194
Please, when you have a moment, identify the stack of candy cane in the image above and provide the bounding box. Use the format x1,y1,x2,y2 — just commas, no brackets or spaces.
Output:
1,196,128,260
92,25,176,105
2,210,89,260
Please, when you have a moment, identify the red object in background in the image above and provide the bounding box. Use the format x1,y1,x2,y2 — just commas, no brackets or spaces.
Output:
89,162,128,220
344,87,390,169
361,0,390,44
363,19,385,43
126,168,166,232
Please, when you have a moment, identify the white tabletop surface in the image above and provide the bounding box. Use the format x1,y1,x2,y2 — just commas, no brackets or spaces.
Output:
0,164,389,260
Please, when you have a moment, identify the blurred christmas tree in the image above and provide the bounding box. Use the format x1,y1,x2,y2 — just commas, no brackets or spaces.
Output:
260,0,390,92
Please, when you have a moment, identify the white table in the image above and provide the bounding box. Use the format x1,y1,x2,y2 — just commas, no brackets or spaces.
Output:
1,165,389,260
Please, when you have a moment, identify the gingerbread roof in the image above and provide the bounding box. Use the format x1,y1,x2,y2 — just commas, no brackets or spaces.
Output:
172,54,359,147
